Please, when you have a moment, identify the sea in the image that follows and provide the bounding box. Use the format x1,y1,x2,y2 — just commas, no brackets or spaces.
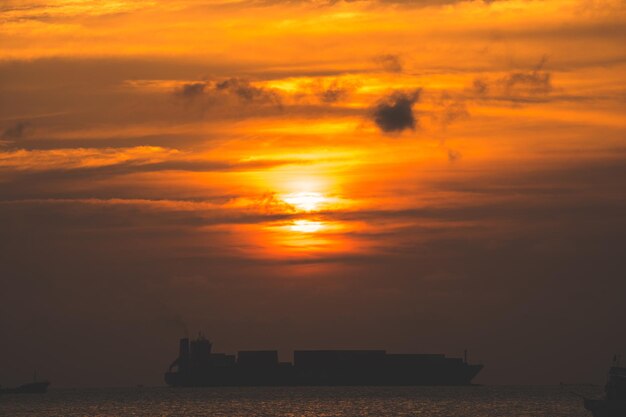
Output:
0,385,601,417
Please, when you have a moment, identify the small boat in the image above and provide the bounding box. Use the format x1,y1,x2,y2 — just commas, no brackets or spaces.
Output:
0,381,50,394
584,364,626,417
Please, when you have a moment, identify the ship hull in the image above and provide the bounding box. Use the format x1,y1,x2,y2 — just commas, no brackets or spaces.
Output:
584,399,626,417
165,364,483,387
0,381,50,394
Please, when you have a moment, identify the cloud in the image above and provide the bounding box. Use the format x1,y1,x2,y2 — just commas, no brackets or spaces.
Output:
375,0,499,4
214,78,281,105
176,82,207,98
374,54,403,73
472,78,489,96
447,148,462,162
247,0,500,8
432,91,470,126
470,57,554,103
371,89,421,133
0,197,298,231
1,121,30,140
312,79,357,103
2,155,626,388
0,150,311,182
502,58,552,96
174,78,282,106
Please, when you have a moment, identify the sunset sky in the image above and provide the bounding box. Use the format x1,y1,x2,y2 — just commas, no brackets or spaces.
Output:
1,0,625,387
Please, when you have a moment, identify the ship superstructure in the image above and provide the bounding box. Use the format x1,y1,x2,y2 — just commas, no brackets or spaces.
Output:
584,365,626,417
165,335,483,387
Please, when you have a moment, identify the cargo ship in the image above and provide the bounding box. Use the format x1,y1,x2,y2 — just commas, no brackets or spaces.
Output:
164,335,483,387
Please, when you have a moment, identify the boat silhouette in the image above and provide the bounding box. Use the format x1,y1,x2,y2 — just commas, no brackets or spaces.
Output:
583,362,626,417
0,381,50,394
165,334,483,387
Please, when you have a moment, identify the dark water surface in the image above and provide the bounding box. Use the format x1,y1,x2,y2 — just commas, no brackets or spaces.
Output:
0,385,599,416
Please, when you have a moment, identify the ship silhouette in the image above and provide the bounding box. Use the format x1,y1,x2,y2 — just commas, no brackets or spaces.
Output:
0,372,50,395
584,363,626,417
165,334,483,387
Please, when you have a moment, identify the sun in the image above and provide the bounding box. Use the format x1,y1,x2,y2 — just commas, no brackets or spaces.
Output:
283,191,327,212
290,220,323,233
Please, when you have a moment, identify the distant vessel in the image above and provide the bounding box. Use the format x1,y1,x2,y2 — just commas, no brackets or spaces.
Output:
0,381,50,394
165,335,483,387
584,365,626,417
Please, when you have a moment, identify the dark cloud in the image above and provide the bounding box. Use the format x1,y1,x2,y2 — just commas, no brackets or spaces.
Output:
472,78,489,95
176,82,207,98
319,88,346,103
371,89,421,133
469,58,554,103
1,121,30,140
374,54,403,73
502,58,552,96
448,148,462,162
174,78,282,106
432,92,470,126
214,78,281,104
313,79,356,103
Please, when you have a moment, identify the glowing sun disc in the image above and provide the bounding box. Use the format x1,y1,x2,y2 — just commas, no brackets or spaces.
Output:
290,220,323,233
283,192,327,212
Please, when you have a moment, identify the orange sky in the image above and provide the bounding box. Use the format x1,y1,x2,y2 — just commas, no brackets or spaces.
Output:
1,0,625,387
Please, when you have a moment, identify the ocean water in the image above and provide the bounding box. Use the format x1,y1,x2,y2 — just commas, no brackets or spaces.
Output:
0,385,600,417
